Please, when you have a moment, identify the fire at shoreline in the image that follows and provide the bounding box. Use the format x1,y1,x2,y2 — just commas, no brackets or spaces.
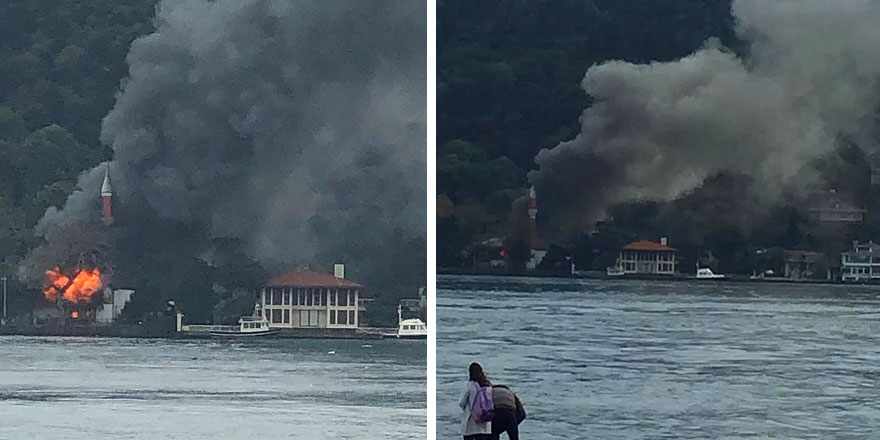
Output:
43,267,103,304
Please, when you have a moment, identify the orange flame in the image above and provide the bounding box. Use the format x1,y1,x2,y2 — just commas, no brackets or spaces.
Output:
71,311,79,319
43,267,103,303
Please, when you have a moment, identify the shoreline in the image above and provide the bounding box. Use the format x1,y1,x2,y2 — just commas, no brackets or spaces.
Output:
0,323,408,340
437,268,880,287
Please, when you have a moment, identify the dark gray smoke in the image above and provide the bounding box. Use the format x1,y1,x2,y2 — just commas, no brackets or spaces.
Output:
21,0,425,295
530,0,880,240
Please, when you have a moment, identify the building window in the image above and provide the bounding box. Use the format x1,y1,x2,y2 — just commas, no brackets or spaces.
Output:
283,309,290,324
338,310,348,325
330,310,337,324
330,290,336,306
348,311,355,326
313,291,320,306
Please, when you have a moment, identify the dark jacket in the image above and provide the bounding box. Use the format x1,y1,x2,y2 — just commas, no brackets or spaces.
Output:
492,384,526,424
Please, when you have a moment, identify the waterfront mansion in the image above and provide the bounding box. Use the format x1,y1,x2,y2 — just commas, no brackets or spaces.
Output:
259,265,365,329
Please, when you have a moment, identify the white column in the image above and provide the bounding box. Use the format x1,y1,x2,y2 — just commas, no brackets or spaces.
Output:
326,288,331,327
354,290,359,327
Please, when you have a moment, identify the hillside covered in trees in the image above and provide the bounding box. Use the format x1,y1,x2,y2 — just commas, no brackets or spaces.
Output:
0,0,160,313
437,0,880,275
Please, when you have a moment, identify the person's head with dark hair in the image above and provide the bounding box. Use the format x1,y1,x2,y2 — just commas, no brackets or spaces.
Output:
469,362,491,387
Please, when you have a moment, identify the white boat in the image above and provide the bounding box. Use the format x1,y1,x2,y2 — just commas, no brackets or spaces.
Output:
208,316,279,337
396,305,427,339
696,266,725,279
606,261,626,277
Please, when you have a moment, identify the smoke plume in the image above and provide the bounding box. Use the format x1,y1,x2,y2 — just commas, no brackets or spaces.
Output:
21,0,425,299
530,0,880,240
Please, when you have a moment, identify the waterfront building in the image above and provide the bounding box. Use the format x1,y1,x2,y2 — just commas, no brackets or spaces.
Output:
783,250,826,280
616,238,677,275
259,264,365,329
841,241,880,281
808,189,865,223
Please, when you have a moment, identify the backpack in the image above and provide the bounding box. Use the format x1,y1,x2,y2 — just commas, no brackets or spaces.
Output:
472,385,494,423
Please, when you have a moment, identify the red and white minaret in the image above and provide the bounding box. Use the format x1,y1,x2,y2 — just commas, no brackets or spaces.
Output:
101,164,113,225
526,186,546,270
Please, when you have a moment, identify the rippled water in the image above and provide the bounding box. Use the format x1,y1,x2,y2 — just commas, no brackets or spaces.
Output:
0,337,425,439
437,275,880,439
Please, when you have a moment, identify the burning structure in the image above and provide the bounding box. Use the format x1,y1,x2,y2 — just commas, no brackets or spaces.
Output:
43,266,102,305
18,1,426,324
34,165,130,324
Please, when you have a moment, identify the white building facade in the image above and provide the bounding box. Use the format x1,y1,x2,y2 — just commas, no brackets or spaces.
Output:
841,241,880,281
617,239,677,275
95,288,133,324
260,266,363,329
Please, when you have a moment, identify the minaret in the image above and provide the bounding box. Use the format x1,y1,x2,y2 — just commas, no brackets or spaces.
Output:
527,186,538,220
526,186,546,270
101,164,113,225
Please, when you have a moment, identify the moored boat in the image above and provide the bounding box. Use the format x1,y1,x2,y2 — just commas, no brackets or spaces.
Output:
208,316,278,337
696,266,725,279
395,304,427,339
606,260,626,277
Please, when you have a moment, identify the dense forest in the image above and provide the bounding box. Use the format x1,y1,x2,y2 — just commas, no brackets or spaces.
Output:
437,0,878,275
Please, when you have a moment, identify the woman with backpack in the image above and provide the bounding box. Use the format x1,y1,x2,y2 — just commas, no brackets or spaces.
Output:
459,362,493,440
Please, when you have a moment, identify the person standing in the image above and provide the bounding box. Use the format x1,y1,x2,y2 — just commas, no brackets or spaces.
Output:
490,384,525,440
460,362,493,440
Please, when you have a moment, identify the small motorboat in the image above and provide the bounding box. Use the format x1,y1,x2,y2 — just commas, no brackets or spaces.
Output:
696,266,725,279
395,305,427,339
209,316,279,337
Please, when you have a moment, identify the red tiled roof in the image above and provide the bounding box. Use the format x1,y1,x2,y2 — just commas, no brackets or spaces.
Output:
622,240,675,251
267,270,363,288
784,250,823,262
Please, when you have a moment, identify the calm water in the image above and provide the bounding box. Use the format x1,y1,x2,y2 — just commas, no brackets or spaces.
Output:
437,275,880,439
0,337,425,439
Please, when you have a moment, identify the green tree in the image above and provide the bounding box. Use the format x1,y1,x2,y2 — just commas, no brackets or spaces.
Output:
0,106,27,143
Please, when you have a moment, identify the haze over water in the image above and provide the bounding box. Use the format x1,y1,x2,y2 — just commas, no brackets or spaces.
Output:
0,337,425,439
437,275,880,439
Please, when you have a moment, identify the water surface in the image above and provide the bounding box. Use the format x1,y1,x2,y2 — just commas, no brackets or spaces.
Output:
437,275,880,439
1,337,425,439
